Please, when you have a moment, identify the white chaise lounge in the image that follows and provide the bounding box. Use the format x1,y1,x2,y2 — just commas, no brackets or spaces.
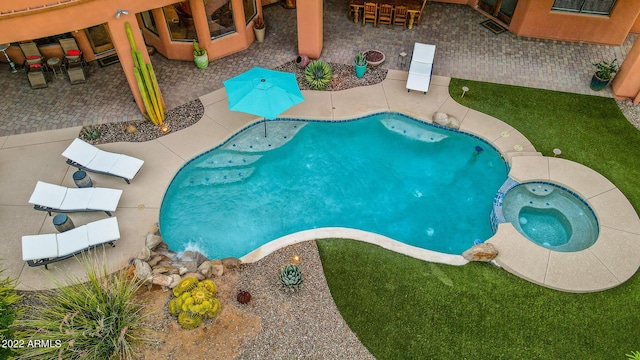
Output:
406,43,436,94
22,217,120,269
29,181,122,216
62,138,144,183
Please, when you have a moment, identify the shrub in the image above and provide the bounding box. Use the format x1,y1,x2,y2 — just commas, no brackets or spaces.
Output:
0,263,22,360
304,60,332,90
592,59,618,81
16,255,149,359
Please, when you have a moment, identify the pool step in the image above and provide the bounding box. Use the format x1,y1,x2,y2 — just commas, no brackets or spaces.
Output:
180,167,255,188
380,118,448,143
195,152,262,169
221,121,306,152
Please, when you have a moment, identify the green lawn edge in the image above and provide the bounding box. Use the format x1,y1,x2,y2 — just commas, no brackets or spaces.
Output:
317,79,640,359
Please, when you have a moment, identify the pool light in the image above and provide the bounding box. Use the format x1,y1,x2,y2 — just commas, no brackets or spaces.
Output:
161,125,170,134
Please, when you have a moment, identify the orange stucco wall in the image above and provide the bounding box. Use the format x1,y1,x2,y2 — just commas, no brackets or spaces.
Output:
297,0,323,59
509,0,640,45
612,39,640,103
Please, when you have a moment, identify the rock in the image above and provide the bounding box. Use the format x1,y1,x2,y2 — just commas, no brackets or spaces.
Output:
168,274,182,289
149,223,160,236
626,99,634,107
182,251,209,266
124,124,137,134
198,261,213,278
179,267,188,276
157,261,173,268
147,255,164,267
146,233,163,250
135,247,151,261
133,259,152,281
462,243,499,262
182,272,205,281
221,257,242,269
211,260,224,277
173,261,198,273
154,242,169,252
152,265,180,275
447,116,460,129
151,273,173,287
432,112,450,126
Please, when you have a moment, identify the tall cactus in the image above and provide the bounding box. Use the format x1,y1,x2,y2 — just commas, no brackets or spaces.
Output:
125,22,164,125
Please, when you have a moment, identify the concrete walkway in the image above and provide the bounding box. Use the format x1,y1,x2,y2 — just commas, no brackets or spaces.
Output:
2,71,639,292
0,1,636,136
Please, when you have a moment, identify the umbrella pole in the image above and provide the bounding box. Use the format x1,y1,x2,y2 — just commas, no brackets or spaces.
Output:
264,119,267,137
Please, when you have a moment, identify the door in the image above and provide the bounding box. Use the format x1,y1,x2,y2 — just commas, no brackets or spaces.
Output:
84,24,114,55
478,0,519,25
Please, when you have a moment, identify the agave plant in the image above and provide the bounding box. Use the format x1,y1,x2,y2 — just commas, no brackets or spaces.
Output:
279,264,303,290
304,60,332,91
355,52,367,67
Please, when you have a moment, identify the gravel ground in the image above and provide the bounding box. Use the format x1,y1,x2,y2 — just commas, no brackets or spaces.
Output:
616,100,640,130
233,240,375,359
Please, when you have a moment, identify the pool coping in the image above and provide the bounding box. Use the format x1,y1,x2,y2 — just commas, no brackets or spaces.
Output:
3,71,639,292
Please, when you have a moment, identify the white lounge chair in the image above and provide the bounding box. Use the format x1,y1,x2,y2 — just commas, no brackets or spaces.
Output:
22,217,120,269
406,43,436,94
62,138,144,184
29,181,122,216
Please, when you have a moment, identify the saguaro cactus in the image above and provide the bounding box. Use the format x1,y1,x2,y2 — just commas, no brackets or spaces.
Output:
125,22,164,125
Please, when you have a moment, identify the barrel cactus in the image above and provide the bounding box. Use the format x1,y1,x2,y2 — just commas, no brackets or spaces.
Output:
279,264,303,290
172,276,199,297
167,278,221,329
178,312,202,330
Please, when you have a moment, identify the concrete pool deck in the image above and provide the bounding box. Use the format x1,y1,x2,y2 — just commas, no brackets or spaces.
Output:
1,71,639,292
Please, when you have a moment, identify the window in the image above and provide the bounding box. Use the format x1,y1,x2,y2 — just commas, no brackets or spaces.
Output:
164,2,196,42
552,0,617,15
141,11,158,36
206,0,236,39
243,0,257,26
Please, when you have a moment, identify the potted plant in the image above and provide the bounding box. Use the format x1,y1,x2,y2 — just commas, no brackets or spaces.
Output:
590,59,618,91
354,52,367,78
253,16,265,43
193,40,208,69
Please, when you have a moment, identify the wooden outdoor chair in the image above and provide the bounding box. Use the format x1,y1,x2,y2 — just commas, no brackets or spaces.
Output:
378,4,393,28
393,5,408,29
363,2,377,27
415,0,427,26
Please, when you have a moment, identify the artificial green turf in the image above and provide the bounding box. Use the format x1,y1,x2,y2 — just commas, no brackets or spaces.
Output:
317,80,640,359
318,239,640,359
448,78,640,213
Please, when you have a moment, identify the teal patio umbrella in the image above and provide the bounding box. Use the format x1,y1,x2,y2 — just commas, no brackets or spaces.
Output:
223,67,304,137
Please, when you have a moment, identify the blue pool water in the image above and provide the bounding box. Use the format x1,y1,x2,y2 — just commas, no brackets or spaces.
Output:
159,113,508,258
501,182,599,252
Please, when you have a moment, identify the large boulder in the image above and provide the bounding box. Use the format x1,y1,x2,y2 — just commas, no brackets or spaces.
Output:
182,272,205,281
168,274,182,289
133,259,152,281
182,251,209,266
432,112,450,126
151,273,173,287
462,243,498,262
198,261,213,278
145,233,163,250
152,265,181,275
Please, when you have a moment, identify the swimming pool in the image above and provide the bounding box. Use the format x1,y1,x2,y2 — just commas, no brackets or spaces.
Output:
498,181,599,252
159,113,508,259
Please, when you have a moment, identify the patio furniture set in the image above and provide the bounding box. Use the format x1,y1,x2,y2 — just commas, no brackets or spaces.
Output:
19,37,88,89
349,0,427,29
21,139,144,269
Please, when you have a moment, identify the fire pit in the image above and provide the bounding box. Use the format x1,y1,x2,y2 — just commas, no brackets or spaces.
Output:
363,50,385,66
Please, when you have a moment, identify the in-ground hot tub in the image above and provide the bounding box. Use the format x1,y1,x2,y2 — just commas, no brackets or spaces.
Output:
493,180,599,252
